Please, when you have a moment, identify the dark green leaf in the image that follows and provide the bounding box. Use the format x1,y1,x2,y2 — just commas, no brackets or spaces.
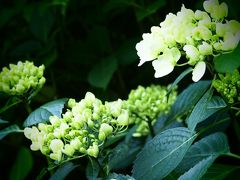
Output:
176,132,230,174
132,127,196,180
136,0,166,21
187,89,227,131
167,67,193,95
86,158,100,180
207,96,227,109
9,147,33,180
166,81,211,124
214,44,240,73
0,118,8,124
0,96,22,114
88,57,118,89
0,124,21,140
49,162,78,180
107,173,135,180
178,156,215,180
23,98,68,127
202,164,240,180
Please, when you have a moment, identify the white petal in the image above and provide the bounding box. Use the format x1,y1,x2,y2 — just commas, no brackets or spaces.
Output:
192,61,206,82
152,59,174,78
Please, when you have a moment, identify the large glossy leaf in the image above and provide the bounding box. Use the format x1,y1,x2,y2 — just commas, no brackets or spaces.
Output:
0,118,8,124
187,90,227,131
165,81,211,125
214,44,240,73
132,127,196,180
23,98,68,127
107,173,135,180
176,132,230,174
0,124,21,140
86,158,100,180
202,164,240,180
49,162,78,180
88,56,118,89
178,156,216,180
9,147,33,180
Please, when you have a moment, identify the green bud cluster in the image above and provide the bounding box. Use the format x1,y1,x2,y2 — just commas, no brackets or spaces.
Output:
0,61,45,95
126,85,177,137
136,0,240,81
24,92,129,162
212,70,240,104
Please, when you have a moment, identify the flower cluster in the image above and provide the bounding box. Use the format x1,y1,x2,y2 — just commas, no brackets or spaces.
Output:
24,92,129,162
212,70,240,104
0,61,46,95
136,0,240,82
126,85,177,137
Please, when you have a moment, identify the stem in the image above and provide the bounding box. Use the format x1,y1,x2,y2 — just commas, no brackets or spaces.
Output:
147,117,155,138
225,153,240,160
24,102,32,114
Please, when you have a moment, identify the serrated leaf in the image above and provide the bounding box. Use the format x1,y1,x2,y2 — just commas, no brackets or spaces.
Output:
132,127,196,180
23,98,68,127
202,164,240,180
107,173,135,180
0,124,21,140
9,147,33,180
49,162,78,180
176,132,230,174
86,158,100,180
178,156,216,180
187,89,227,131
214,44,240,73
165,81,211,125
88,57,118,89
207,96,227,109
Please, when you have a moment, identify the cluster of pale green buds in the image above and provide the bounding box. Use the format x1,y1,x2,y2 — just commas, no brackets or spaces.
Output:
126,85,177,137
0,61,45,95
136,0,240,82
212,70,240,104
24,92,129,162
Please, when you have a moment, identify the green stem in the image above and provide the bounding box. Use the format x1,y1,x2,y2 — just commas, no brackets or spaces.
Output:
24,102,32,114
147,117,155,138
225,153,240,160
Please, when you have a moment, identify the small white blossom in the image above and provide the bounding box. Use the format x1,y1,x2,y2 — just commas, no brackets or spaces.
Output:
192,61,206,82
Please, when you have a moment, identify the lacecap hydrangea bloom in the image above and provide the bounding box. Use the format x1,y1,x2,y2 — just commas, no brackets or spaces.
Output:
0,61,45,95
136,0,240,82
126,85,177,137
24,92,129,162
212,70,240,104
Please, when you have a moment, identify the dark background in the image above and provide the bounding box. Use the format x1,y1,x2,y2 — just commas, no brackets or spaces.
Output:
0,0,239,179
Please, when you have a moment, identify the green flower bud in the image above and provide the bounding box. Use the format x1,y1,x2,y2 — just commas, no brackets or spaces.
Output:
68,98,76,108
117,110,129,126
62,144,75,156
50,151,62,162
50,139,64,153
98,131,106,141
87,144,99,158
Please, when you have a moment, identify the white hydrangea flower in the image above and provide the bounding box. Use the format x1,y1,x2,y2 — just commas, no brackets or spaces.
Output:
204,0,228,20
152,48,181,78
192,61,206,82
183,45,201,65
50,139,64,153
136,26,167,66
198,41,213,55
221,32,240,51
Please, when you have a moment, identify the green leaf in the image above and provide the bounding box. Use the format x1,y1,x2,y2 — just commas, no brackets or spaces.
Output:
136,0,166,21
0,96,22,114
167,67,193,95
187,89,227,131
214,44,240,73
88,57,118,89
176,132,230,174
202,164,240,180
207,96,227,109
166,81,211,124
107,173,135,180
109,139,142,170
0,124,21,140
9,147,33,180
23,98,68,127
132,127,196,180
178,156,216,180
0,118,8,124
49,162,78,180
86,158,100,180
